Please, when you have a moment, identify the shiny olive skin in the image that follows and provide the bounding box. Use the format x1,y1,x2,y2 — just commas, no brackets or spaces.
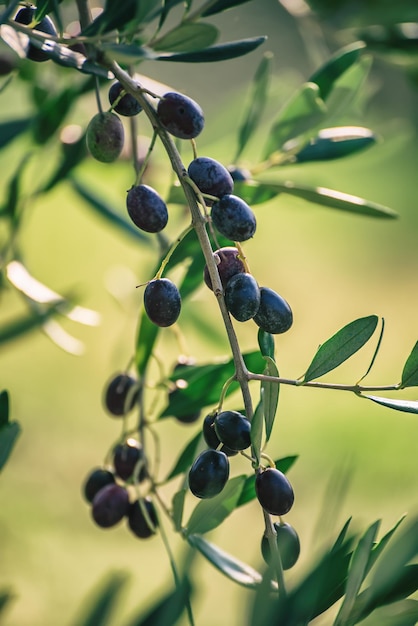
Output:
104,373,139,416
126,184,168,233
113,439,147,482
211,194,256,242
188,156,234,200
261,522,300,570
203,247,246,291
225,273,260,322
255,467,294,516
157,92,204,139
108,81,142,117
253,287,293,335
202,413,238,457
188,449,229,499
144,278,181,327
214,410,251,451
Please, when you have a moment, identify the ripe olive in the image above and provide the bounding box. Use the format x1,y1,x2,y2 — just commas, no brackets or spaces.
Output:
188,156,234,200
225,272,260,322
128,497,158,538
255,467,294,516
202,413,238,456
261,522,300,570
144,278,181,327
83,467,115,503
91,483,129,528
108,81,142,117
104,373,139,416
113,438,147,482
86,111,124,163
253,287,293,335
157,92,204,139
203,247,246,291
188,449,229,499
214,410,251,451
126,184,168,233
211,194,256,242
14,7,57,62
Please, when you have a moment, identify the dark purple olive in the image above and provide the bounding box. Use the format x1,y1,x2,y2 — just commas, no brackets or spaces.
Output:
255,467,294,516
91,483,129,528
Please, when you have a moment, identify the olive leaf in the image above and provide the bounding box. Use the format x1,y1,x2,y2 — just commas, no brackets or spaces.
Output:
262,356,279,442
400,341,418,388
184,475,246,536
155,36,267,63
187,533,273,589
309,41,367,100
164,431,202,482
360,395,418,414
250,400,264,466
152,23,219,53
303,315,379,382
72,572,129,626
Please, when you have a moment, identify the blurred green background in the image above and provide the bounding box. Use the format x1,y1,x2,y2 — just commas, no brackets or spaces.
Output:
1,1,417,624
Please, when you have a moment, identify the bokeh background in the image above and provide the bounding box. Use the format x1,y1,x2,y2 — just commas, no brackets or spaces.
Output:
1,0,417,624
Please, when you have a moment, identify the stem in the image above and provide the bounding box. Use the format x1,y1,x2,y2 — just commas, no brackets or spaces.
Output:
248,372,401,394
135,130,157,185
263,509,287,598
155,224,194,279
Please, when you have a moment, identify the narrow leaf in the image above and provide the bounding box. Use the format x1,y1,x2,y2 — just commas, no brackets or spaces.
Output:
0,117,31,149
263,181,398,219
126,579,191,626
0,390,9,428
74,572,129,626
400,341,418,388
42,132,88,193
258,328,275,358
250,400,264,466
152,23,218,53
188,533,268,588
263,82,327,158
0,422,21,471
99,43,157,63
334,520,380,625
202,0,252,16
80,0,138,36
0,303,62,346
357,317,385,384
135,311,159,377
185,475,246,536
172,488,187,532
156,36,267,63
237,456,298,507
235,52,272,161
361,395,418,414
288,126,377,163
309,41,367,100
325,56,373,119
262,356,279,442
303,315,379,382
71,178,151,243
366,515,406,577
164,431,202,482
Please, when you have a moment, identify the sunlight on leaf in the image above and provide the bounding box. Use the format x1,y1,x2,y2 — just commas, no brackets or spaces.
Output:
361,395,418,414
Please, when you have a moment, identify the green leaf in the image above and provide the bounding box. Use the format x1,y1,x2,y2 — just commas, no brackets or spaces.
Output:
73,572,128,626
334,520,381,626
0,391,9,428
400,341,418,388
32,87,77,145
235,52,272,161
237,456,298,507
155,36,267,63
0,588,14,616
262,181,398,219
126,578,191,626
71,178,151,243
135,311,159,377
303,315,379,382
202,0,253,16
263,82,327,158
262,356,279,442
366,515,406,577
99,43,157,64
288,126,377,163
160,351,265,418
172,488,187,532
185,475,246,536
152,23,218,52
164,431,202,482
325,55,373,119
250,400,264,466
0,118,31,149
258,328,275,358
0,154,31,218
0,303,63,346
309,41,367,100
187,533,268,588
0,422,21,471
80,0,139,36
361,395,418,414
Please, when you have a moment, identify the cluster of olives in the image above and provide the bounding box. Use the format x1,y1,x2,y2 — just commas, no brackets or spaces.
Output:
82,373,158,539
